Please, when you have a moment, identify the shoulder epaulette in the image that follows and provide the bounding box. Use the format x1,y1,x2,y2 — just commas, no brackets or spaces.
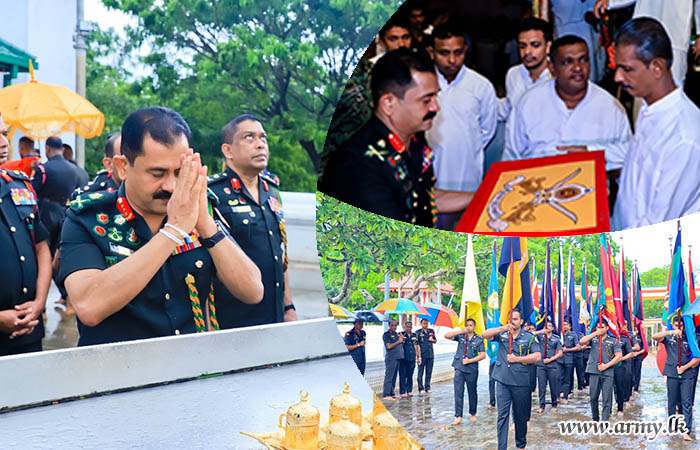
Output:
207,172,226,185
95,169,108,176
68,191,117,214
260,171,280,187
1,169,29,181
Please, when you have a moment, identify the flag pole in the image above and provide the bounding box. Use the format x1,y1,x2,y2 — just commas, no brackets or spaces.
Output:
678,220,682,368
509,241,514,354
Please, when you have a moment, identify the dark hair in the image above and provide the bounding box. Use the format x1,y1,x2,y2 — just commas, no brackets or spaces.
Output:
18,136,34,147
466,318,476,326
46,136,63,150
105,132,121,158
121,106,192,165
379,14,410,41
221,114,262,145
431,21,468,44
370,48,434,106
614,17,673,69
511,310,521,319
62,143,73,151
420,318,429,322
517,17,553,43
550,34,588,62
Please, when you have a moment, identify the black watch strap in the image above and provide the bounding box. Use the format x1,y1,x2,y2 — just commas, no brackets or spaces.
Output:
284,304,296,312
201,229,226,248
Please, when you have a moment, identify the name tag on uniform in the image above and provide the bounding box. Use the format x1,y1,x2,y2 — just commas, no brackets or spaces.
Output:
10,188,37,206
109,242,133,257
232,205,252,213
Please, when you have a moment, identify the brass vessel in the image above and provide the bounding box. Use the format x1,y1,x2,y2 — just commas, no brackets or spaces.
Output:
371,393,388,420
372,411,411,450
329,382,362,427
326,419,362,450
278,390,320,449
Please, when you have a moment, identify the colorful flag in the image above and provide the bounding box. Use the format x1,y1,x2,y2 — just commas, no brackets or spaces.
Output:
557,242,565,341
463,234,486,338
599,234,619,337
499,237,533,326
689,248,700,331
486,239,500,363
537,239,558,334
667,227,700,361
631,263,648,359
621,246,633,336
566,248,580,337
607,237,627,338
579,260,590,332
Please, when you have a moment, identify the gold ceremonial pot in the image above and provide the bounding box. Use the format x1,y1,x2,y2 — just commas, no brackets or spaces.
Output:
329,382,362,427
372,411,411,450
326,419,362,450
278,390,320,449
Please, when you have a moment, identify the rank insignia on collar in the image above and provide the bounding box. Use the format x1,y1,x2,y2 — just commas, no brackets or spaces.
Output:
223,187,231,195
231,178,241,190
127,228,140,245
10,188,37,206
96,213,109,224
388,133,406,154
93,225,106,237
113,214,126,226
107,227,123,242
377,139,386,148
261,178,269,192
116,197,135,221
88,193,103,200
364,145,385,161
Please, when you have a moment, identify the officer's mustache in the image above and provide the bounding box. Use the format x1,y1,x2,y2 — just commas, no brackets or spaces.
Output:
423,111,437,121
153,190,172,200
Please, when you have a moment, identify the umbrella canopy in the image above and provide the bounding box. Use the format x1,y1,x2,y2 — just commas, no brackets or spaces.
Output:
329,303,356,320
354,310,386,323
0,61,104,139
417,302,459,328
373,298,429,315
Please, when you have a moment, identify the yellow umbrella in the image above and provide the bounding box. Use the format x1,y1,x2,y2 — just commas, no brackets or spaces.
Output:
0,60,104,139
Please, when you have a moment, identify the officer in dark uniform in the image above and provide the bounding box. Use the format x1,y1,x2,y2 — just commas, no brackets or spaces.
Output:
483,310,541,450
533,322,562,413
560,319,580,401
580,329,592,388
62,143,90,187
574,328,586,392
344,318,367,375
446,318,485,425
613,332,631,416
31,136,82,255
57,107,263,346
207,114,294,328
318,48,439,227
382,319,405,400
71,133,122,201
631,326,643,395
0,147,52,355
525,323,537,395
399,320,420,397
652,321,700,441
580,319,622,422
416,318,436,393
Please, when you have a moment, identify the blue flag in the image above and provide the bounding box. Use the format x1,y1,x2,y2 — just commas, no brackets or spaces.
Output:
566,250,580,337
486,241,500,363
537,240,557,334
498,237,533,326
669,228,700,358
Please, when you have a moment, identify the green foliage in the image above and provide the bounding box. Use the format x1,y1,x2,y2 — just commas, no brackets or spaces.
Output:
317,195,665,319
639,266,670,287
84,0,401,190
644,298,664,318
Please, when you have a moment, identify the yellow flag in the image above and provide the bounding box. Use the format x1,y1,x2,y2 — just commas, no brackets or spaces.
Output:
463,235,486,337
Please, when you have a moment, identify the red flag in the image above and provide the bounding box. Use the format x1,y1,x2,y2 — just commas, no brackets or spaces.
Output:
689,248,700,330
607,238,628,337
599,236,619,337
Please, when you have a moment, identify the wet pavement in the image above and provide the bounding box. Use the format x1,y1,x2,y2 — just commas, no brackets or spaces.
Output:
385,364,697,449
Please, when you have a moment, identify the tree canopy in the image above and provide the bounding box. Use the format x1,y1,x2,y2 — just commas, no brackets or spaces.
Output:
85,0,401,191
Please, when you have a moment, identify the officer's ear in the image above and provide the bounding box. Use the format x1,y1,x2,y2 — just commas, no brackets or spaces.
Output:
102,156,113,173
113,154,129,181
377,92,397,116
221,143,233,160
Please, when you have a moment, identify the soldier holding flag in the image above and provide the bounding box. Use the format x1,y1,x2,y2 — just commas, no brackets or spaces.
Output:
580,319,621,422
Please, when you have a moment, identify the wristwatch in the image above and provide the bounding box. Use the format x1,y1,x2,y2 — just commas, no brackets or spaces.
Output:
284,304,296,312
200,228,227,248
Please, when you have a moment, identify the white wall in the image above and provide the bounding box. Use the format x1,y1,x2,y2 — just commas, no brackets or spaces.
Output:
0,0,77,159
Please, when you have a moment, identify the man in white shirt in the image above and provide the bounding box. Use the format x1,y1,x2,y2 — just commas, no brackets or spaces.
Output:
595,0,700,84
426,22,498,230
503,35,631,169
612,18,700,230
498,18,554,121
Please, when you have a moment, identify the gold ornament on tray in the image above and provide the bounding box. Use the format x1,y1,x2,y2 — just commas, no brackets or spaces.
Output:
240,383,423,449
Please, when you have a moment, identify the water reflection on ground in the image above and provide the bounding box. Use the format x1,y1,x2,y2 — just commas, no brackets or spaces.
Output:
385,365,695,449
43,282,78,350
